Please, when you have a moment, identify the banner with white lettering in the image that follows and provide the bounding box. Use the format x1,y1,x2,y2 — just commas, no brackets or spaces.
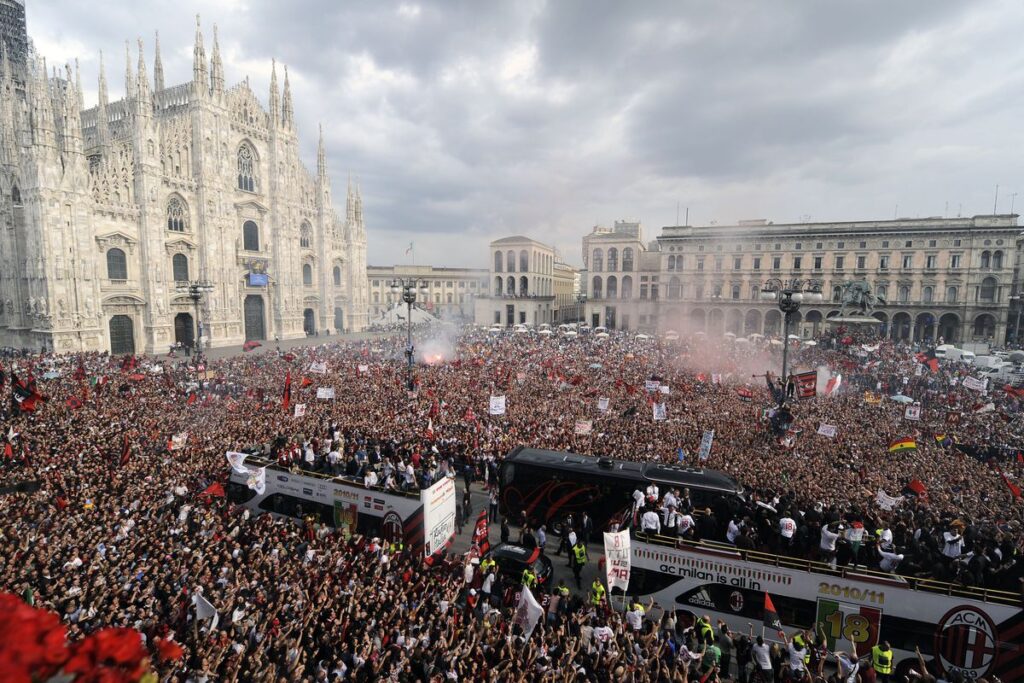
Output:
698,429,715,460
817,423,837,439
293,403,306,418
603,530,631,593
659,385,670,395
963,376,987,392
574,420,593,435
904,405,921,421
875,489,903,511
513,586,544,639
652,402,667,421
644,380,660,392
316,387,336,400
489,395,507,415
309,361,328,375
597,397,610,412
170,432,188,450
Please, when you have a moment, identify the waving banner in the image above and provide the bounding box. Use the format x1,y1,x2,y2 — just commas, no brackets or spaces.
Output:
489,395,507,415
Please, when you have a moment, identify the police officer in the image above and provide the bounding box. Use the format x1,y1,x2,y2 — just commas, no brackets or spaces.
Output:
590,578,606,606
871,640,893,682
571,539,588,588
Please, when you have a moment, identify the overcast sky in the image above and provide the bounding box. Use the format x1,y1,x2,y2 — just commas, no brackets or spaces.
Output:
24,0,1024,268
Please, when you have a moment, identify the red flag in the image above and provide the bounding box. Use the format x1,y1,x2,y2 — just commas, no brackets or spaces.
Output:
906,479,927,497
763,592,783,631
283,352,296,362
66,396,82,410
301,376,313,387
282,371,292,412
186,392,197,405
995,464,1022,500
242,340,261,352
794,371,817,398
2,443,11,459
472,510,490,556
200,482,226,499
119,434,131,468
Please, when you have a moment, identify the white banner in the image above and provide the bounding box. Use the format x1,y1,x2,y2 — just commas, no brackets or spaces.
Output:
420,476,456,557
316,387,336,400
170,432,188,450
963,376,987,392
904,405,921,421
597,397,610,412
574,419,593,435
226,451,249,474
875,489,903,511
192,592,220,631
698,429,715,460
294,403,306,418
489,395,506,415
357,364,369,375
603,530,631,593
652,402,667,421
513,586,544,639
817,423,837,438
246,466,267,495
914,364,924,377
644,380,660,392
659,385,670,395
308,361,328,375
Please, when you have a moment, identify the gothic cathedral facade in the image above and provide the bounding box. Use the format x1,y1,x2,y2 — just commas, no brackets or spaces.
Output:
0,15,369,354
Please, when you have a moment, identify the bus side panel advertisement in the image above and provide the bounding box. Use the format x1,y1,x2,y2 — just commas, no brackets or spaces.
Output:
420,476,456,557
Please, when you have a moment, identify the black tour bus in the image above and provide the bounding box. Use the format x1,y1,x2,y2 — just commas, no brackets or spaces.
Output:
498,447,745,538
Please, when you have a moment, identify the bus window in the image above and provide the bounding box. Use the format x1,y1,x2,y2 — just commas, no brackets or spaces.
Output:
501,464,515,486
258,492,332,525
630,567,684,596
226,481,256,504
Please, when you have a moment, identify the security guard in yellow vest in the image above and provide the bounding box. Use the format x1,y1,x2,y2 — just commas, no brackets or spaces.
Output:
696,615,714,644
571,541,588,588
556,581,570,598
480,557,496,574
521,567,537,588
590,579,606,606
793,632,811,666
871,641,893,682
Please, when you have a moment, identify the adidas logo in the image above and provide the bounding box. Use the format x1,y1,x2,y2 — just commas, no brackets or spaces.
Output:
687,588,716,608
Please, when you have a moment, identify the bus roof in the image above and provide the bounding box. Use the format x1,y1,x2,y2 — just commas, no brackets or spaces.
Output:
505,447,742,494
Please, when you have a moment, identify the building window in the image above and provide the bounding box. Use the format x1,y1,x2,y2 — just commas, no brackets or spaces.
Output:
898,286,910,303
698,245,705,252
835,256,844,270
695,285,704,299
714,257,723,271
923,286,933,303
237,143,257,192
815,242,823,249
667,255,676,271
753,257,761,270
712,284,723,298
731,284,740,300
979,277,997,303
607,248,618,271
107,248,128,280
794,242,802,250
876,285,887,301
905,240,913,248
10,185,21,205
447,293,453,303
303,264,313,286
300,223,312,249
333,266,342,286
754,244,762,251
794,256,802,270
856,255,866,270
813,256,822,270
993,251,1003,269
773,243,781,250
640,284,648,299
668,276,680,299
859,241,867,249
622,247,634,271
519,250,529,272
733,257,741,270
926,255,937,269
772,257,781,270
902,254,913,269
697,258,704,272
946,286,957,303
172,253,189,282
953,239,961,247
928,240,936,247
881,240,889,248
592,249,603,273
507,251,516,273
592,276,602,298
494,251,503,272
606,276,617,298
837,241,845,249
981,251,991,268
167,196,187,232
243,221,259,251
950,254,961,269
622,275,633,299
832,286,842,302
879,255,889,270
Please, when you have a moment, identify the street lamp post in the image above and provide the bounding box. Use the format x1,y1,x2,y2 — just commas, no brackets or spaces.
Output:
760,278,824,404
576,292,587,324
175,280,215,362
1011,294,1023,346
390,278,429,391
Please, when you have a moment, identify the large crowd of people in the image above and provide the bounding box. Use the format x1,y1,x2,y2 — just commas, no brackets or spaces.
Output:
0,326,1020,681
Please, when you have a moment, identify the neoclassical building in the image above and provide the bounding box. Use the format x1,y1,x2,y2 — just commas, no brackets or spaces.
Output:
581,215,1022,344
475,236,580,326
0,14,368,354
367,265,489,322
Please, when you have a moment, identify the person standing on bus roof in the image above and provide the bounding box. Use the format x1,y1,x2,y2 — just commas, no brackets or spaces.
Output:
640,506,661,537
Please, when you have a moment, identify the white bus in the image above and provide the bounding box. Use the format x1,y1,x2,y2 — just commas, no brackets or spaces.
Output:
627,534,1022,681
226,457,457,558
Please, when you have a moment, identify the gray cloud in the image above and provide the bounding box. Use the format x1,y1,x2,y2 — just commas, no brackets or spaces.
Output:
24,0,1024,267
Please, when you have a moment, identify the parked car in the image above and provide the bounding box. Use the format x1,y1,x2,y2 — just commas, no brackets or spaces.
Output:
484,543,553,588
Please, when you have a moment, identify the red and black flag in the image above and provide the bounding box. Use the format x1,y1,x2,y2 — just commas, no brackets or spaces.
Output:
794,371,817,399
73,362,86,381
120,355,138,372
65,396,83,410
915,348,939,373
119,433,131,468
11,372,46,413
242,340,262,352
472,510,490,556
763,592,783,632
282,371,292,412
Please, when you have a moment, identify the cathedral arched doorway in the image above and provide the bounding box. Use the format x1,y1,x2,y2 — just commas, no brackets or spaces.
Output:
334,307,344,333
174,312,194,348
109,315,136,355
303,309,316,336
244,295,266,340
